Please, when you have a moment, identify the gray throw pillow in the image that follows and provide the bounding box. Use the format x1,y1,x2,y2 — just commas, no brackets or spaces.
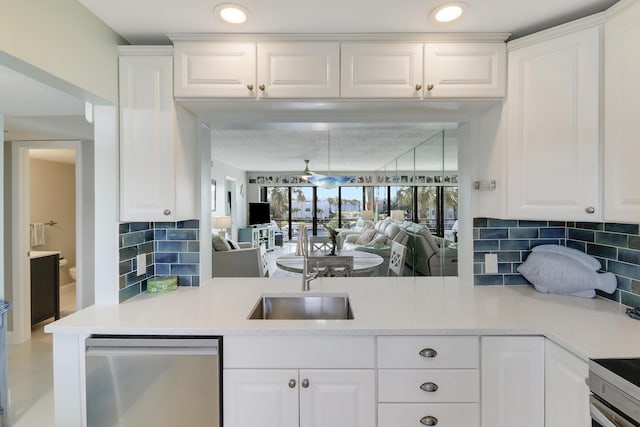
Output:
212,234,231,251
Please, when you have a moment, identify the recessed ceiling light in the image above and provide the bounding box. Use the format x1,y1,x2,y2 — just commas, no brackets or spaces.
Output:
214,3,250,24
430,2,468,24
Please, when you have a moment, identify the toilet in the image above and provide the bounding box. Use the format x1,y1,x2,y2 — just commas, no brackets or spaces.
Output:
69,266,77,281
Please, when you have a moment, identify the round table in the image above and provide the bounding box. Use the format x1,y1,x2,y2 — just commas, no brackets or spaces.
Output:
276,250,384,274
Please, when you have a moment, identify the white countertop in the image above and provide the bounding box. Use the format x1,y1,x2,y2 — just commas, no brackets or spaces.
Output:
44,277,640,360
29,250,61,259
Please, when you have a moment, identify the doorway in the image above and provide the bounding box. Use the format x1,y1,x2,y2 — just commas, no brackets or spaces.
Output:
10,140,87,344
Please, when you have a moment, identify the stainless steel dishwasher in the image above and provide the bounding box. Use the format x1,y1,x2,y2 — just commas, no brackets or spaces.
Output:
85,335,221,427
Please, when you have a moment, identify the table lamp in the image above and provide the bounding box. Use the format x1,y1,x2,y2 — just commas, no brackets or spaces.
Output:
212,216,232,239
361,210,374,220
390,210,405,221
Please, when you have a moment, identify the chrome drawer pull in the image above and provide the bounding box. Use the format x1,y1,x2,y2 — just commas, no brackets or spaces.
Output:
420,382,439,392
419,348,438,358
288,379,296,388
420,415,438,426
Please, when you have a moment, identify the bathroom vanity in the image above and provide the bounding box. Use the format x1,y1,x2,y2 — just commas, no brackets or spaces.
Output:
29,251,60,324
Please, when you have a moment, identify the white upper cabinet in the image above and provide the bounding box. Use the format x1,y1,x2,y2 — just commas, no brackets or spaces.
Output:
173,41,339,98
257,42,340,98
506,23,602,221
174,42,256,97
424,42,506,98
604,0,640,222
340,43,424,98
119,51,198,222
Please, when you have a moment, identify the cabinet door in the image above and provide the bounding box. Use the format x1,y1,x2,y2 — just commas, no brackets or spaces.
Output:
506,26,601,220
481,336,544,427
545,340,590,427
604,0,640,222
341,43,424,98
424,42,505,98
223,369,299,427
173,42,256,97
299,369,375,427
119,55,176,221
257,43,340,98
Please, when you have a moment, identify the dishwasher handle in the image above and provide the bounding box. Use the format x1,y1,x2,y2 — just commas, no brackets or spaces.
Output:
86,337,219,357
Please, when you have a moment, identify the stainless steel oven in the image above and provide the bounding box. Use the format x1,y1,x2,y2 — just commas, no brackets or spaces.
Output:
85,335,221,427
589,358,640,427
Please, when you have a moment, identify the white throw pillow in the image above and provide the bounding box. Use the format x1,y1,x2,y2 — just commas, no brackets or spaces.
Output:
212,234,231,252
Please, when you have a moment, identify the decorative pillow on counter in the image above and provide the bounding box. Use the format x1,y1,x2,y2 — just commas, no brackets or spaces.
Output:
212,234,231,252
517,244,617,298
355,229,376,245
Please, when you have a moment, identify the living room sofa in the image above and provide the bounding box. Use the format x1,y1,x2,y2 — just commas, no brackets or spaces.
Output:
336,217,374,248
342,219,409,251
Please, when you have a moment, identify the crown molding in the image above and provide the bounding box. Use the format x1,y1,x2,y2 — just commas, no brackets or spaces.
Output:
168,32,510,44
507,12,605,51
118,46,174,56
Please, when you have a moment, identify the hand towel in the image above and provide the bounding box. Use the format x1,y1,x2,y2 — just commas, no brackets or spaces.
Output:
30,223,46,247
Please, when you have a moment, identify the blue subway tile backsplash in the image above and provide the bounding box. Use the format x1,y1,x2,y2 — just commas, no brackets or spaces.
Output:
474,218,640,306
119,220,200,303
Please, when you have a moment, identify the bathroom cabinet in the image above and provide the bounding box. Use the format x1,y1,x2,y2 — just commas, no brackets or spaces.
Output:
30,254,60,325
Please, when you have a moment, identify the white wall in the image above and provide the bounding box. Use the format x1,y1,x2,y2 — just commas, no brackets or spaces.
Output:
212,160,248,241
0,0,124,104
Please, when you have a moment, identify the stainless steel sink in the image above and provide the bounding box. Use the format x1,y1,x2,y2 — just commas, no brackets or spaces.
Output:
248,294,354,320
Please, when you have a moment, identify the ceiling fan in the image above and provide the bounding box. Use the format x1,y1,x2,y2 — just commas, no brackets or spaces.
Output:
301,159,314,179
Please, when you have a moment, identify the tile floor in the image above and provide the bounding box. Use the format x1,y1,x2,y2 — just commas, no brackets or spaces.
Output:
7,282,75,427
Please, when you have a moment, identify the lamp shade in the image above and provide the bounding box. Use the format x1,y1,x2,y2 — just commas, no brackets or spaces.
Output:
361,210,374,220
390,210,405,221
212,216,232,229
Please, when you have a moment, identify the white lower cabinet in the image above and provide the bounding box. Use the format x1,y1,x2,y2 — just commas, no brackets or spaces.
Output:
223,336,376,427
545,340,590,427
224,369,375,427
481,336,545,427
379,403,480,426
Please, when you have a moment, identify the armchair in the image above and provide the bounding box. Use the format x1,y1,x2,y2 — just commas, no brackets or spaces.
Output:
211,235,267,277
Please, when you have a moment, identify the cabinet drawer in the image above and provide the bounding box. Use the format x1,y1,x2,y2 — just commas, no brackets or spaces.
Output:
224,336,375,368
379,403,480,427
378,369,479,403
378,336,479,368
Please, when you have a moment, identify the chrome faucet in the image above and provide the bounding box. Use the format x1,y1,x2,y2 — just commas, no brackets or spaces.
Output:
302,258,318,291
296,225,317,291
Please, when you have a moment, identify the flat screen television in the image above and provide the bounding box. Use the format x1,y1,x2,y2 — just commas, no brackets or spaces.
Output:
248,202,270,226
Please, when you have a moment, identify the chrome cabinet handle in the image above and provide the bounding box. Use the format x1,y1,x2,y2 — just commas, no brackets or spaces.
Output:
247,83,254,91
163,209,171,216
259,84,266,91
301,379,309,388
415,84,423,91
420,382,439,392
420,416,438,426
288,379,296,388
586,206,595,214
419,348,438,358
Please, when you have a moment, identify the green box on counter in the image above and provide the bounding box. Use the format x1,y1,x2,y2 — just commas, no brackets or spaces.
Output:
146,276,178,294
